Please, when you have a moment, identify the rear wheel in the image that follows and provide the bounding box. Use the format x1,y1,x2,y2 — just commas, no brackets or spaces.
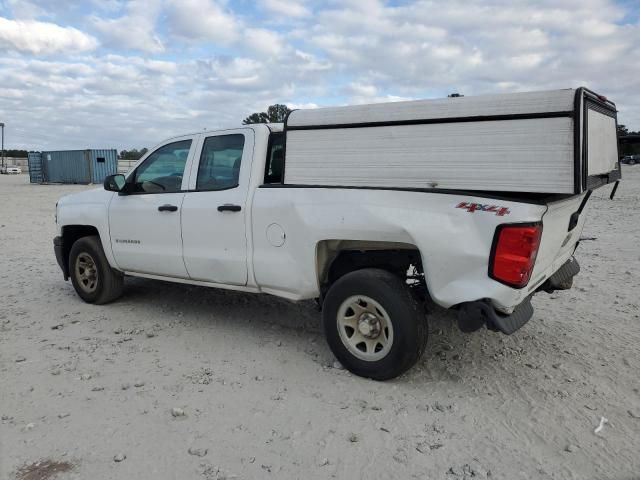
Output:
69,236,123,304
322,268,428,380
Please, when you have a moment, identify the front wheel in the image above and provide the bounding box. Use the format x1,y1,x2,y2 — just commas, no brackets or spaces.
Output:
322,268,428,380
69,236,124,304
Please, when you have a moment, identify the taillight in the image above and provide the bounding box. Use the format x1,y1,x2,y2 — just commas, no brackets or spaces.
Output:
489,223,543,289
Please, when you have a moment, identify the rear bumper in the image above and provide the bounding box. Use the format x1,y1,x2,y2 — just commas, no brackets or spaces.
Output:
457,297,534,335
53,236,69,280
457,257,580,335
537,257,580,292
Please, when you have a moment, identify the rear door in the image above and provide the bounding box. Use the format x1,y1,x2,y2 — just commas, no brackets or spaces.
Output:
578,89,621,191
109,135,197,278
527,91,621,288
181,129,254,285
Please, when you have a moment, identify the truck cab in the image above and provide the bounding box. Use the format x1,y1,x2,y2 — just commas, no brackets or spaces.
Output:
56,124,281,289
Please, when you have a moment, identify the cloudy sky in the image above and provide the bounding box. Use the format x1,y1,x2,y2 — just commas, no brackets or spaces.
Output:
0,0,639,151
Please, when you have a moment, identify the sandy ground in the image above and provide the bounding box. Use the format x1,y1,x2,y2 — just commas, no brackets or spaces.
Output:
1,171,639,480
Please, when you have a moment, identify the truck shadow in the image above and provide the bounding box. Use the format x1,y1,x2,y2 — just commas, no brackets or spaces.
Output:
115,277,505,383
121,277,323,332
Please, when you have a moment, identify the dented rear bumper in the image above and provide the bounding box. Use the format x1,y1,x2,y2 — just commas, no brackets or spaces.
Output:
457,257,580,335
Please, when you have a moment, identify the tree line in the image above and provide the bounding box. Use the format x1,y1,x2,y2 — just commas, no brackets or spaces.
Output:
1,149,29,158
618,125,640,156
242,104,291,124
119,148,148,160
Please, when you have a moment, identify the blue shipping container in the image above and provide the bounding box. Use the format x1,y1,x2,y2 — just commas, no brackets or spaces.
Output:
27,152,43,183
43,150,90,183
38,149,117,184
88,149,118,184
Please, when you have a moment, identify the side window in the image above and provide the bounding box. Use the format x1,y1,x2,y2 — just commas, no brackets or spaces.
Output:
264,133,284,184
196,134,245,191
133,140,191,193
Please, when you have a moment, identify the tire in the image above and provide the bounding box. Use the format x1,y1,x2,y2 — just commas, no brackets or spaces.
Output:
322,268,428,380
69,235,124,304
629,159,636,165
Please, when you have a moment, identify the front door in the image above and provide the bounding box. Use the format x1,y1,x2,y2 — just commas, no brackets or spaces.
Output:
181,129,253,285
109,136,197,278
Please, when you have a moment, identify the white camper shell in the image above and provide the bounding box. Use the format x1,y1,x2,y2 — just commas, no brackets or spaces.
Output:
284,87,620,195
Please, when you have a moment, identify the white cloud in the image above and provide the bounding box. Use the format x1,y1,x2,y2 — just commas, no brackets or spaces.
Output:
91,0,124,12
345,82,414,105
166,1,290,57
167,0,239,44
293,49,332,72
287,102,319,110
347,82,378,97
258,0,310,18
0,17,97,54
91,0,163,53
244,28,285,56
305,0,640,103
5,0,47,19
0,52,324,150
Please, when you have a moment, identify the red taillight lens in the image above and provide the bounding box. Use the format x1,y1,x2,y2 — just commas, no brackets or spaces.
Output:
490,224,543,288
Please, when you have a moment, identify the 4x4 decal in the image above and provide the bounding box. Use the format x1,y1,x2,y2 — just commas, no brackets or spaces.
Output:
456,202,510,216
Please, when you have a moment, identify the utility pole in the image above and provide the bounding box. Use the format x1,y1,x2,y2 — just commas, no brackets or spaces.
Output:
0,123,4,169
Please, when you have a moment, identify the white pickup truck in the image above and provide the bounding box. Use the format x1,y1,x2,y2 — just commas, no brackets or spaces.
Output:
54,87,621,380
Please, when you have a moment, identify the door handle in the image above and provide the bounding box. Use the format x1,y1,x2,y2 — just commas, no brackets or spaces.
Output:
158,204,178,212
217,204,242,212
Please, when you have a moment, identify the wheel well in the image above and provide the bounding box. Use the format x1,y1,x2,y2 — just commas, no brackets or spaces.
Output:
61,225,100,272
316,240,426,299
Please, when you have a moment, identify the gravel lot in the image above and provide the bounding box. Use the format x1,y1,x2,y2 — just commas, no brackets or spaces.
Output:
1,171,639,480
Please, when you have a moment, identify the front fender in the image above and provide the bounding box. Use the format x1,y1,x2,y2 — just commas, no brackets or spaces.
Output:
56,190,117,269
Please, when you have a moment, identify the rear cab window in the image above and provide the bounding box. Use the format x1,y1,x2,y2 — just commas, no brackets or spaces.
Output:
264,133,284,184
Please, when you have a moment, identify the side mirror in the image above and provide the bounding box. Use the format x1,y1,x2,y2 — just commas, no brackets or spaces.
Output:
104,174,126,192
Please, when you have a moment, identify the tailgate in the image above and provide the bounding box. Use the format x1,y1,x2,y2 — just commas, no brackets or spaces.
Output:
527,194,588,291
